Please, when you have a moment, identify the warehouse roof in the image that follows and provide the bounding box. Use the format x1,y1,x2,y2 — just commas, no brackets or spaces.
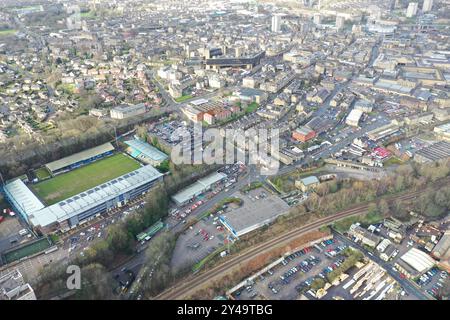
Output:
300,176,320,186
346,109,363,123
415,141,450,162
219,191,290,237
28,165,163,228
171,172,227,205
45,143,115,173
433,231,450,258
295,126,315,136
400,248,435,273
124,139,168,162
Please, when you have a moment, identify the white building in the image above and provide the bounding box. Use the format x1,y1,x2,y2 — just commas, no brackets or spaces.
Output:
271,15,282,32
336,15,345,31
110,103,146,119
406,2,419,17
422,0,433,12
0,270,36,300
346,109,363,127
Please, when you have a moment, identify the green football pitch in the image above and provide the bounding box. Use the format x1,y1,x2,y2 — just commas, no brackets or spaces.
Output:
30,153,141,205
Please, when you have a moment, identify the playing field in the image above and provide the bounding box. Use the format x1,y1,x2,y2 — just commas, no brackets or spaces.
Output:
3,237,52,264
35,167,51,180
30,153,141,205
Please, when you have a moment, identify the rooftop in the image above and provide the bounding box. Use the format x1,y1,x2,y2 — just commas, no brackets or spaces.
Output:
3,179,45,215
300,176,320,186
45,142,115,173
171,172,227,205
400,247,435,273
219,190,290,237
124,139,168,162
28,165,163,228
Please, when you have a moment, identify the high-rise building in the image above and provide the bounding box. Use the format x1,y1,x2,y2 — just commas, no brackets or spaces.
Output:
422,0,433,12
336,15,345,31
406,2,419,17
271,15,281,32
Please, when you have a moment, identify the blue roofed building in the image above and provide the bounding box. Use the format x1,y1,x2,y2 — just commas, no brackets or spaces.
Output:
295,176,320,192
124,139,169,166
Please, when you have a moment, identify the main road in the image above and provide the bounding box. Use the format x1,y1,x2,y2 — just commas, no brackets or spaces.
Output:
155,181,447,300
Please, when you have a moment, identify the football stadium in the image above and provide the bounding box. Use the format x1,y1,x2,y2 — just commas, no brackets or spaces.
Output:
2,142,165,234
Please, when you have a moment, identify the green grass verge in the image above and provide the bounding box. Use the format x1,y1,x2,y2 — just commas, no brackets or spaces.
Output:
192,246,225,272
384,156,404,167
245,102,259,114
35,167,51,180
175,95,193,103
3,237,52,264
0,29,17,37
31,153,141,205
240,181,263,193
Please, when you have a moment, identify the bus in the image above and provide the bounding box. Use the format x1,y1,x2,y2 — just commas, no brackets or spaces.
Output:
135,220,165,242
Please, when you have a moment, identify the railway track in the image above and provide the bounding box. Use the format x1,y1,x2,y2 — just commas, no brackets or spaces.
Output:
156,180,448,300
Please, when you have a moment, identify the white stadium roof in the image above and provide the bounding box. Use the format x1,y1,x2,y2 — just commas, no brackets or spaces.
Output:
5,165,163,228
400,248,435,273
45,142,115,173
3,179,45,214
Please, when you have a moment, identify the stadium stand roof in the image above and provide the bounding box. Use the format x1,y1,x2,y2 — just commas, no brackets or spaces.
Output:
172,172,227,205
3,179,45,215
28,165,163,228
400,248,435,273
124,139,168,162
45,142,115,173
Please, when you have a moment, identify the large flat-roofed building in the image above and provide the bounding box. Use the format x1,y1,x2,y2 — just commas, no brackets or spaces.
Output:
172,172,227,206
219,190,290,238
4,165,163,234
396,248,435,278
0,269,36,300
110,103,146,119
346,109,363,127
292,126,316,143
414,141,450,163
45,142,115,175
233,87,268,104
124,139,168,166
295,176,320,192
434,122,450,142
367,123,400,141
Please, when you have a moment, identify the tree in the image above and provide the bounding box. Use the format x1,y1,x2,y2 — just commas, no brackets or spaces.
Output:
142,233,177,296
73,263,117,300
106,224,134,255
378,199,390,216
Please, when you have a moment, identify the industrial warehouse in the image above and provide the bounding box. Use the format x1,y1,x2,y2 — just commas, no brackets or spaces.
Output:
171,171,227,206
2,144,165,234
219,189,290,238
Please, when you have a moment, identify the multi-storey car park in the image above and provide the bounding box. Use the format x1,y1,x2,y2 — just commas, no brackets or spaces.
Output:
1,144,165,235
